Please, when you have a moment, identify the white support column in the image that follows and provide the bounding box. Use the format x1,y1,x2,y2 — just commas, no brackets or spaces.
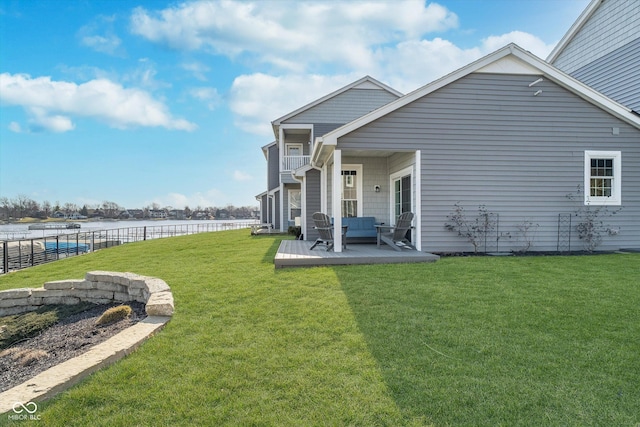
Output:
300,176,307,240
321,163,327,213
332,149,343,252
415,150,422,251
279,184,284,232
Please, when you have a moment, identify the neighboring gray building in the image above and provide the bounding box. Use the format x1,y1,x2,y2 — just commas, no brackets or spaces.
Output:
256,76,403,236
305,44,640,253
547,0,640,112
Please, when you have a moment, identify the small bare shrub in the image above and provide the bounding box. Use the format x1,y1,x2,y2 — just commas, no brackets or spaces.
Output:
445,203,496,253
96,305,132,326
567,185,622,252
513,220,539,253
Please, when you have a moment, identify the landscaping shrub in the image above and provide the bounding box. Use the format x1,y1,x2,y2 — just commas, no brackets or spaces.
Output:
95,305,132,326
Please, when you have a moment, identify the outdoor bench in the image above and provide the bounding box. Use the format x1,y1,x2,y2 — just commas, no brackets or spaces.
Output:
342,217,379,242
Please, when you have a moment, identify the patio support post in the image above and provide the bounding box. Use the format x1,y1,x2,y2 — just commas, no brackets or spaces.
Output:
415,150,422,251
333,149,343,252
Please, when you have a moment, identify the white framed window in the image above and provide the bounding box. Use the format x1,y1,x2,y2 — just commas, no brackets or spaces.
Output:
584,151,621,205
341,164,362,217
286,143,303,156
288,189,301,223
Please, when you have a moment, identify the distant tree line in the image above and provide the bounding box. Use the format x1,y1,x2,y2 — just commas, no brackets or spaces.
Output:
0,195,258,221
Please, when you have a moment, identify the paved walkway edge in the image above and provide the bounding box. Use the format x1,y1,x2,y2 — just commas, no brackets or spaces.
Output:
0,315,170,414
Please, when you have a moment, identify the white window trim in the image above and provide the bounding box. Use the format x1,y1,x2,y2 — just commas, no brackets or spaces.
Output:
342,164,363,217
288,188,301,224
389,166,414,225
285,143,303,155
584,150,621,206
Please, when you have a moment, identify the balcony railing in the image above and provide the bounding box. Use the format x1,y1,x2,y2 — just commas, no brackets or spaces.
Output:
282,155,311,171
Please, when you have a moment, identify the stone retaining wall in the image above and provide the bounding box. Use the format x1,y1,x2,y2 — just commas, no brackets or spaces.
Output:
0,271,174,317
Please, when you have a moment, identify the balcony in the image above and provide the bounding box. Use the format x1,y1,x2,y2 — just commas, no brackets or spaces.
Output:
282,155,311,171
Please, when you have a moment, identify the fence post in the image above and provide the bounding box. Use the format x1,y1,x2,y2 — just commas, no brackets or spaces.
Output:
2,241,8,274
56,236,60,260
143,226,147,241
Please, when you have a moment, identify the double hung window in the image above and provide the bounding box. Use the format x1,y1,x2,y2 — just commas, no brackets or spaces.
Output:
584,151,621,205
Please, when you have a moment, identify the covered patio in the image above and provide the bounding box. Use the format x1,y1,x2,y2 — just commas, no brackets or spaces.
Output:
274,240,439,268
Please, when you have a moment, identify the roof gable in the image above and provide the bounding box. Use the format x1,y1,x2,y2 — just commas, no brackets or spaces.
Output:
271,76,402,126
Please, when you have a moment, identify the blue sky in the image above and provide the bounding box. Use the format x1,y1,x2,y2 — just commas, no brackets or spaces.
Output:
0,0,590,210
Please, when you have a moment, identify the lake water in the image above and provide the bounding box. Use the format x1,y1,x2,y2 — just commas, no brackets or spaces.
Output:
0,219,258,240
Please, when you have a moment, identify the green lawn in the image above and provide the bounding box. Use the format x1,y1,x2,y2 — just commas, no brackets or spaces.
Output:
0,230,638,426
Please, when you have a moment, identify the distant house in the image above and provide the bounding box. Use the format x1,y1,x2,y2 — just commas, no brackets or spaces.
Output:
257,42,640,253
51,211,86,220
168,209,186,220
67,212,87,220
150,209,168,219
127,209,144,219
119,210,132,219
193,211,211,220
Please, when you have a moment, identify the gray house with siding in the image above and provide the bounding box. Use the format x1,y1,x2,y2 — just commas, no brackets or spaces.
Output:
300,43,639,253
547,0,640,113
256,76,402,235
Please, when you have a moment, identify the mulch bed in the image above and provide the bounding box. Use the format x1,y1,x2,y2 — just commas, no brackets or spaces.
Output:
0,302,146,393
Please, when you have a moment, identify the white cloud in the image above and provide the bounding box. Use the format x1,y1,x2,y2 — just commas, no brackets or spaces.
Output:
480,31,556,59
8,121,22,133
148,189,225,208
233,170,252,181
189,87,221,110
0,72,196,132
28,107,76,133
182,62,210,81
130,1,459,71
78,15,123,56
229,73,359,135
129,1,555,136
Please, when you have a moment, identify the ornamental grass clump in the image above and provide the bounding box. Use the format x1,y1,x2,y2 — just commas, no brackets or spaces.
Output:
96,305,132,326
0,347,49,366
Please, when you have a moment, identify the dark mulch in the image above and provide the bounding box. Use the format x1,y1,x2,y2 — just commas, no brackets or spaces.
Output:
0,302,146,393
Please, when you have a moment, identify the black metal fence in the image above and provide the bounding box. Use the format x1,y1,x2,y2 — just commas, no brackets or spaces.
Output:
1,221,257,274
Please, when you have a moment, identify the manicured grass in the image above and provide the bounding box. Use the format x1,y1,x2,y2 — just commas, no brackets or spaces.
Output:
0,230,638,426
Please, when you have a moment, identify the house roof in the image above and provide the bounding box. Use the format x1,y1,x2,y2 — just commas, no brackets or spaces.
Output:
546,0,601,63
312,43,640,165
261,141,276,159
270,76,402,137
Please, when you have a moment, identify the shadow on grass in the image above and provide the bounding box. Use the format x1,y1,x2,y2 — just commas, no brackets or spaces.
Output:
255,234,290,264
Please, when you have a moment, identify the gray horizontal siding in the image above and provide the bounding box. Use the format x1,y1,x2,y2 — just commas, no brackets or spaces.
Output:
552,0,640,73
314,123,344,138
571,37,640,111
267,144,279,191
305,169,321,241
284,88,397,125
260,194,268,223
338,73,640,253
